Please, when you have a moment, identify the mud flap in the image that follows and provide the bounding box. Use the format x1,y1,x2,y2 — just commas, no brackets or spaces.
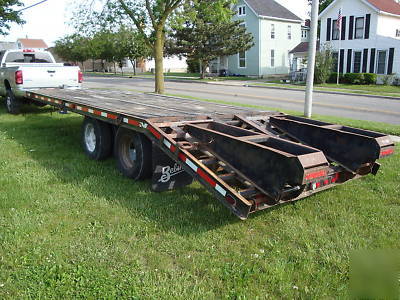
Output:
151,147,193,192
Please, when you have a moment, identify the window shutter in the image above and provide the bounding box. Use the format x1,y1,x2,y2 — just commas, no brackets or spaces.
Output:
362,49,368,73
369,48,376,73
341,16,347,40
326,18,332,41
347,49,352,73
349,16,354,40
365,14,371,39
387,48,395,74
339,49,345,73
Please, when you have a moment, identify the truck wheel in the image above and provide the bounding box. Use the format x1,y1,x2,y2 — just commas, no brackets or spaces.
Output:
81,117,113,160
115,127,152,180
5,89,21,114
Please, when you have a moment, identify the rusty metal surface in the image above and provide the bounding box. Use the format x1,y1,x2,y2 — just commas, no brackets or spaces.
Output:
270,115,394,174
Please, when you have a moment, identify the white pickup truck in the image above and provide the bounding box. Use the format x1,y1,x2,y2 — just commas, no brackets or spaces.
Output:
0,49,82,114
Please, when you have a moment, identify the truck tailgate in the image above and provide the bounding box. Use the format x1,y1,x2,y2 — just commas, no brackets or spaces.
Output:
20,65,80,88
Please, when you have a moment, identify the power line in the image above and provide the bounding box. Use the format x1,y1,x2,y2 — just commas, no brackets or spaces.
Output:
18,0,50,12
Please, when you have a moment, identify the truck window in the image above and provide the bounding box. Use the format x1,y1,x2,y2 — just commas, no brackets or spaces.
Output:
5,52,53,63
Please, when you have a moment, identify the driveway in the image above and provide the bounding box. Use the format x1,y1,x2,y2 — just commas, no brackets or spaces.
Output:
83,76,400,125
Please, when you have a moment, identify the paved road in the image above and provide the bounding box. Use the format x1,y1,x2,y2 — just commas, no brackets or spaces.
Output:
84,76,400,125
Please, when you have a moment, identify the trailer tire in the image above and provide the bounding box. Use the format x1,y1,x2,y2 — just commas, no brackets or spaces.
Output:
115,127,152,180
4,89,21,114
81,117,113,160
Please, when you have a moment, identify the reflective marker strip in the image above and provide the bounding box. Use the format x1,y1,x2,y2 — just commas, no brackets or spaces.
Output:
163,139,176,153
123,118,140,126
215,184,227,197
148,126,161,139
179,152,228,198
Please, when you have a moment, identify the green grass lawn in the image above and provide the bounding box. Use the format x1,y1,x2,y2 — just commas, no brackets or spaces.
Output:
255,82,400,98
0,104,399,298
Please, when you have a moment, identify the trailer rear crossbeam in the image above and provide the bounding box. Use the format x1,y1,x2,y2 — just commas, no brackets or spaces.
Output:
25,89,395,219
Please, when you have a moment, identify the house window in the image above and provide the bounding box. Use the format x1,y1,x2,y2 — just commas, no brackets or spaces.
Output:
332,52,339,72
238,51,246,68
288,25,292,40
238,5,246,16
271,24,275,39
353,51,362,73
271,50,275,67
377,50,387,74
332,20,339,40
396,29,400,37
355,17,364,39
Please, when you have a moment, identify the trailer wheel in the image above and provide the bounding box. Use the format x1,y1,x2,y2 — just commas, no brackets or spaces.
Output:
81,117,113,160
115,127,152,180
4,89,21,114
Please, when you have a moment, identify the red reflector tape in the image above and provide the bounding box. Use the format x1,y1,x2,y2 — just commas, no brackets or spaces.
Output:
148,126,161,140
197,168,216,187
305,170,327,181
380,148,394,157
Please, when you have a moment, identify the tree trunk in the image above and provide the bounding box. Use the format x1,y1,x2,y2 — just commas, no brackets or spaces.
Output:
154,28,165,94
200,61,208,79
129,59,136,76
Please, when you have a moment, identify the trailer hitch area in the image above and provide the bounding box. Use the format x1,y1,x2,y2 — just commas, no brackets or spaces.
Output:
269,115,395,174
183,121,330,201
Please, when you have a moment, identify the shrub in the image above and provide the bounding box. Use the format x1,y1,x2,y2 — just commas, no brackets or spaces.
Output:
314,45,335,84
381,74,394,85
363,73,377,85
187,58,200,73
328,72,344,84
343,73,363,84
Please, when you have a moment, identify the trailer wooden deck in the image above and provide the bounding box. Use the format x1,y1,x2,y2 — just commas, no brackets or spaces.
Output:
30,88,263,119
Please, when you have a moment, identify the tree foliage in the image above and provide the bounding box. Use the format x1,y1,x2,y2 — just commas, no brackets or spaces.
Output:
314,44,334,84
308,0,334,13
0,0,25,35
71,0,238,93
167,1,254,78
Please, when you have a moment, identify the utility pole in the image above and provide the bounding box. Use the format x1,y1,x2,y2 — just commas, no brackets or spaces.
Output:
304,0,320,118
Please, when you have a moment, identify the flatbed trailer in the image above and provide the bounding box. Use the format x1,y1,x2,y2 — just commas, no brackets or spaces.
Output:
21,88,395,220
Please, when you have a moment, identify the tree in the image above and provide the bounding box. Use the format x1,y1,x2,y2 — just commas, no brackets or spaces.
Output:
114,26,152,75
73,0,237,93
0,0,25,35
54,35,91,69
167,1,254,79
308,0,334,13
314,44,334,84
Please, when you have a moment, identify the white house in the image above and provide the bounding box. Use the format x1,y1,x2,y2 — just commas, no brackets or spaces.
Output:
319,0,400,76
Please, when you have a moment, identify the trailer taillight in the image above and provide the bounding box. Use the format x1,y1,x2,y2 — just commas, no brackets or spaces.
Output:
78,70,83,83
380,148,394,157
305,170,327,181
15,70,23,85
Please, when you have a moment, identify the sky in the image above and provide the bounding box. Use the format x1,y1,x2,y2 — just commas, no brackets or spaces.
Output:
3,0,310,47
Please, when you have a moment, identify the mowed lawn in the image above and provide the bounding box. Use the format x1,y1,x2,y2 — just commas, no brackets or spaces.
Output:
0,104,399,299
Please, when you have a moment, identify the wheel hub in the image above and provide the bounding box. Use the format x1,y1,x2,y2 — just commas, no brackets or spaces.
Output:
6,96,11,110
84,123,96,152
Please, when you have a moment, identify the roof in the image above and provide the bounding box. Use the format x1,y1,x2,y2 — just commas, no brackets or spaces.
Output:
365,0,400,15
245,0,302,21
17,38,48,49
290,42,320,54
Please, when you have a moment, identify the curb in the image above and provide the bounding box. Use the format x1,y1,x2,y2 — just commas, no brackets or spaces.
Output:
85,74,400,101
